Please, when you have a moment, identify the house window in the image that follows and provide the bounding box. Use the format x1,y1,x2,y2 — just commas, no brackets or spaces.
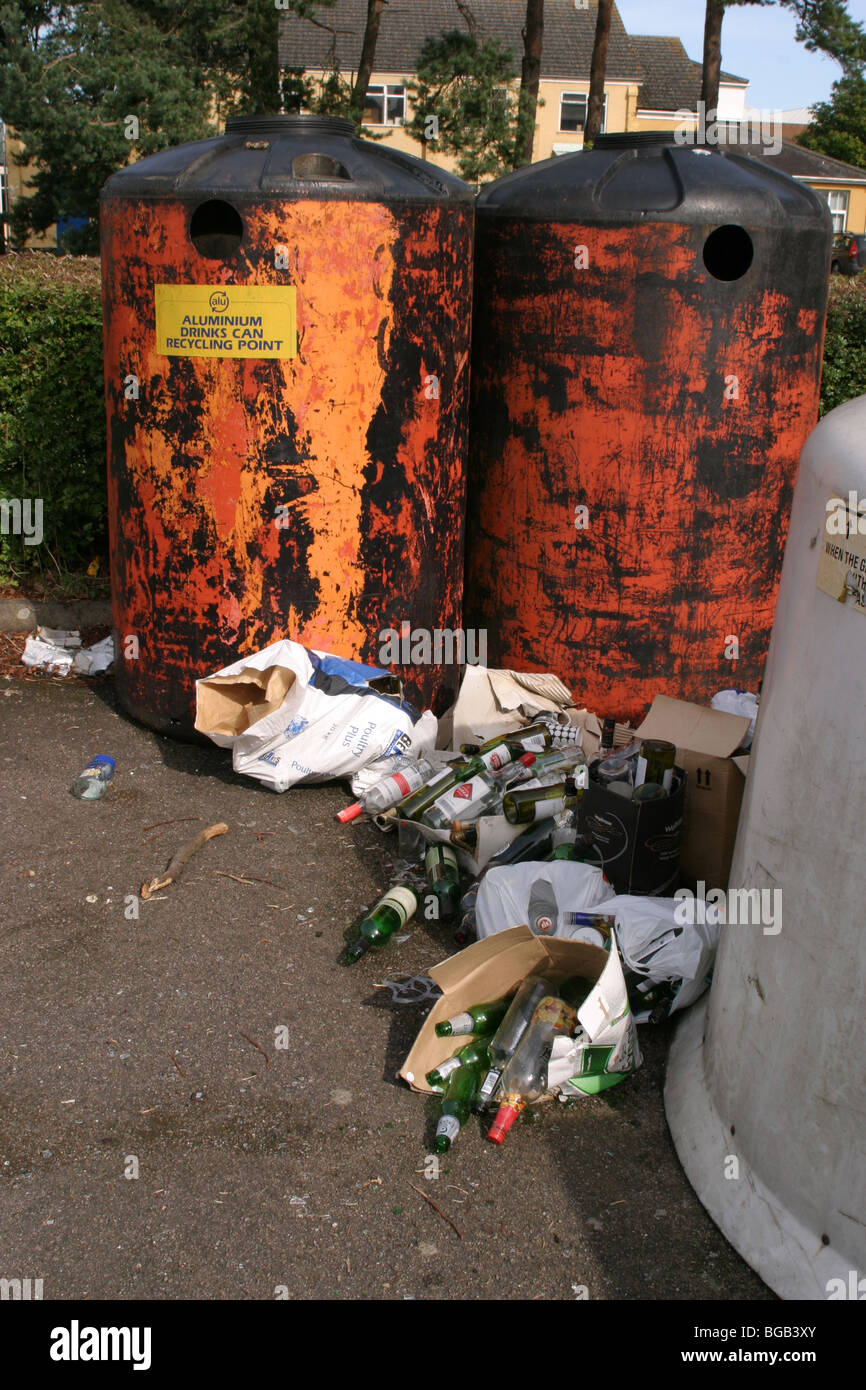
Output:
364,84,406,126
559,92,606,133
824,189,849,234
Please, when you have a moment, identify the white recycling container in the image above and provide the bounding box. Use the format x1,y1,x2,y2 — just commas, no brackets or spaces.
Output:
665,393,866,1300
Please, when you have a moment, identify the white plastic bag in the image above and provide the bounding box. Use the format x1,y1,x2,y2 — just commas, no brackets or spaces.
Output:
601,894,720,1015
475,860,615,940
348,711,440,796
710,689,759,748
195,639,428,792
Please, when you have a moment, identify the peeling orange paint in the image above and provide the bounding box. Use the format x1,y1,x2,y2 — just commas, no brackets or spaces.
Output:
466,217,828,723
102,193,473,734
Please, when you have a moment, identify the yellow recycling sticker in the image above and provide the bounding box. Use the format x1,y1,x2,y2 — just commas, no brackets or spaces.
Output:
155,284,297,359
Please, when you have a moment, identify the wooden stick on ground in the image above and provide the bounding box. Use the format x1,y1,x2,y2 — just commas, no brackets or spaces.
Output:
141,823,228,899
409,1183,464,1240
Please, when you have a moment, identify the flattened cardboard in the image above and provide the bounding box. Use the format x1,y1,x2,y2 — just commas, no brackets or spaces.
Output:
399,925,612,1094
448,662,594,750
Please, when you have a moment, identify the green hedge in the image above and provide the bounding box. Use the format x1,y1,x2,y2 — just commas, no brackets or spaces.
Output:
0,253,864,587
0,252,105,586
820,272,866,417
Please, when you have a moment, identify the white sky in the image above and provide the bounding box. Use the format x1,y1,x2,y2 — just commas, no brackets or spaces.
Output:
616,0,866,111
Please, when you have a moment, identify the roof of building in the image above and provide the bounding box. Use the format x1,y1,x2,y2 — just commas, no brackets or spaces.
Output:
629,34,746,113
733,136,866,182
278,0,746,103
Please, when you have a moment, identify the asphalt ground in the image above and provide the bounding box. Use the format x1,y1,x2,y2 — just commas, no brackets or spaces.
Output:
0,672,774,1306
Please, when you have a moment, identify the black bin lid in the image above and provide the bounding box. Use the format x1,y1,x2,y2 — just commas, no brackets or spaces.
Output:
102,114,474,205
477,128,831,230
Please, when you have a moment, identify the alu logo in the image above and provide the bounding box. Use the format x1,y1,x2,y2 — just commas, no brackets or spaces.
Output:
209,290,229,312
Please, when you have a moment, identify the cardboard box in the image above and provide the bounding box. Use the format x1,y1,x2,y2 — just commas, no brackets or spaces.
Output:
578,768,686,896
635,695,752,890
399,925,640,1098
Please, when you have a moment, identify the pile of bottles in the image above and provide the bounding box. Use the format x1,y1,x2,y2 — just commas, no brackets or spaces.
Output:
426,969,598,1151
340,721,606,962
593,718,678,803
339,720,588,836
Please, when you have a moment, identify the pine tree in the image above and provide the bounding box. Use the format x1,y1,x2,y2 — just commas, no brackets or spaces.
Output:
0,0,298,251
701,1,866,118
799,70,866,168
405,29,520,185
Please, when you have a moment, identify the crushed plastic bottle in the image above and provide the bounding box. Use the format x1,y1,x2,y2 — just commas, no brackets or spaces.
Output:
70,755,115,801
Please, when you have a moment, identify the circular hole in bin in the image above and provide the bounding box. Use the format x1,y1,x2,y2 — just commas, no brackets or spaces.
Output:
189,200,244,259
703,224,754,281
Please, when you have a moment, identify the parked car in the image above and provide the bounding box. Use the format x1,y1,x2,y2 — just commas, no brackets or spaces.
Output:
830,232,866,276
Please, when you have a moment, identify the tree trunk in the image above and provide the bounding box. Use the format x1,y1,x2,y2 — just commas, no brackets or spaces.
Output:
584,0,612,145
700,0,726,120
350,0,387,125
514,0,544,168
243,1,281,114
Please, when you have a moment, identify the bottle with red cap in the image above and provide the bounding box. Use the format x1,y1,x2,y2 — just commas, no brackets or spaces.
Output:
459,722,553,767
420,753,536,829
476,971,559,1105
337,756,439,822
487,996,578,1144
372,757,475,827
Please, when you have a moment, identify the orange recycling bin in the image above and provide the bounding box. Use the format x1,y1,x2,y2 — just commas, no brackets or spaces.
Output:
101,115,474,735
465,132,831,722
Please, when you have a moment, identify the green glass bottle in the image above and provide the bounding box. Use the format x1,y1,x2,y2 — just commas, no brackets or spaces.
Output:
425,1040,490,1090
502,776,582,826
345,884,418,964
461,722,553,764
425,844,461,920
420,760,504,829
632,781,665,802
435,1060,485,1153
635,739,676,793
435,996,512,1038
